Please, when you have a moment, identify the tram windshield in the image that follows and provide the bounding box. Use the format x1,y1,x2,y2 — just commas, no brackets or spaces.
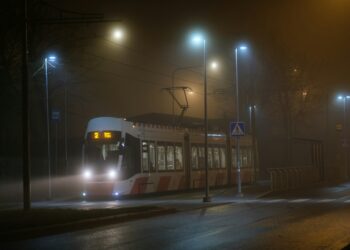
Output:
84,131,122,170
85,143,120,166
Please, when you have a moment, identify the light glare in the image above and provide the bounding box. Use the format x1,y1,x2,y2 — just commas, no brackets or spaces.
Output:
191,34,204,44
113,29,124,40
210,61,218,70
108,169,117,179
83,170,92,179
48,56,56,62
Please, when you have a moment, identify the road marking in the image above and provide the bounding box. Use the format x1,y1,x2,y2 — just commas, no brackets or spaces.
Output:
317,199,335,203
289,199,310,203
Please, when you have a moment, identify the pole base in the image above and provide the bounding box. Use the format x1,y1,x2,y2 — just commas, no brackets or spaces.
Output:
203,196,212,202
236,192,244,198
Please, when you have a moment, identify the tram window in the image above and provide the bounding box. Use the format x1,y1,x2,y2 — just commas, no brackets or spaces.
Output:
100,144,120,161
244,148,250,167
232,148,237,168
213,147,220,168
142,152,149,171
198,147,205,169
220,147,226,168
167,145,175,170
175,146,183,170
142,141,149,171
243,147,251,167
86,143,119,165
208,148,213,169
191,146,198,169
149,142,156,171
157,145,166,171
242,148,248,167
248,147,252,167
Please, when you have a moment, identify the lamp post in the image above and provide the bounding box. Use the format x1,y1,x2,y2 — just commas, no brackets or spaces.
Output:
191,34,211,202
337,95,350,178
249,106,252,133
44,55,56,199
234,46,247,197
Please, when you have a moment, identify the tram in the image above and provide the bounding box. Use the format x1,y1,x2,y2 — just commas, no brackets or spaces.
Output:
81,117,255,197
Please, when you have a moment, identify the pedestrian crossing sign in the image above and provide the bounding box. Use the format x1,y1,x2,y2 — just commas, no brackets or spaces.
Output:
230,122,245,136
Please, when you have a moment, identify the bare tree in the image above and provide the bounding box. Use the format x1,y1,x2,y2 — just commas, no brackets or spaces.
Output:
260,48,325,164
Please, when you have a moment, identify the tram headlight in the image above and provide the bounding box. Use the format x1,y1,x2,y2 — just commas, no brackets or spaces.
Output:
83,169,92,180
108,169,117,179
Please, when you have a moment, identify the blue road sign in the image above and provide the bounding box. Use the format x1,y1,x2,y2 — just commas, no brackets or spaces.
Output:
230,121,245,136
51,111,60,121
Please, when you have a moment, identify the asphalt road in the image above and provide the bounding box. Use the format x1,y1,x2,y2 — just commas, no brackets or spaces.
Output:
2,183,350,249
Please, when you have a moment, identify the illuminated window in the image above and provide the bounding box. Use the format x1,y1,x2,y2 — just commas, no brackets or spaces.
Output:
175,146,183,170
242,148,248,167
198,147,205,169
149,143,156,171
232,148,237,168
191,146,198,169
104,132,112,139
213,147,220,168
157,145,166,171
167,145,175,170
208,147,213,169
142,141,149,171
220,147,226,168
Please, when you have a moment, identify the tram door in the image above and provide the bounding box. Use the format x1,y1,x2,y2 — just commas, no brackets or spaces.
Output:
184,132,191,189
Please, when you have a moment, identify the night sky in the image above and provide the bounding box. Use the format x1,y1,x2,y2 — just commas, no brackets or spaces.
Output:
45,0,350,135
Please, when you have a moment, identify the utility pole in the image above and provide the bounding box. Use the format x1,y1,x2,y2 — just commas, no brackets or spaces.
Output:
22,0,31,211
64,87,68,174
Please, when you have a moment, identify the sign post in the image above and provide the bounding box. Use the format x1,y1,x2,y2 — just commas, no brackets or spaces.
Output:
230,121,245,197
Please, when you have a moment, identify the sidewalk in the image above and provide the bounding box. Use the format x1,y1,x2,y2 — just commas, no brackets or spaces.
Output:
0,182,271,241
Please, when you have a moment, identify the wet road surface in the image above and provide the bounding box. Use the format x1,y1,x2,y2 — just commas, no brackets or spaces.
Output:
2,183,350,249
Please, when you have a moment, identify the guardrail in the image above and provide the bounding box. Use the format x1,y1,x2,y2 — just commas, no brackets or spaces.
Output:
268,166,320,192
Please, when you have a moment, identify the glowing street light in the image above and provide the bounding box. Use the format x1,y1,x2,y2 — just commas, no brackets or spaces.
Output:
190,32,211,202
44,55,57,199
112,28,124,41
191,34,204,44
48,56,56,62
210,61,218,70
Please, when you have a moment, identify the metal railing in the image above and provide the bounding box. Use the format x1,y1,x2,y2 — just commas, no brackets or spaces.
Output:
268,166,320,192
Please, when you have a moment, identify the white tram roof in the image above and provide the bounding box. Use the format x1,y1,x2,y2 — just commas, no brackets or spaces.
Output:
85,116,251,145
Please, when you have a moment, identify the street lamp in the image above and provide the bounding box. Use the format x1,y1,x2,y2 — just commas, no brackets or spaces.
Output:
210,61,218,70
112,28,124,41
44,55,56,199
337,94,350,178
234,45,248,197
191,33,211,202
